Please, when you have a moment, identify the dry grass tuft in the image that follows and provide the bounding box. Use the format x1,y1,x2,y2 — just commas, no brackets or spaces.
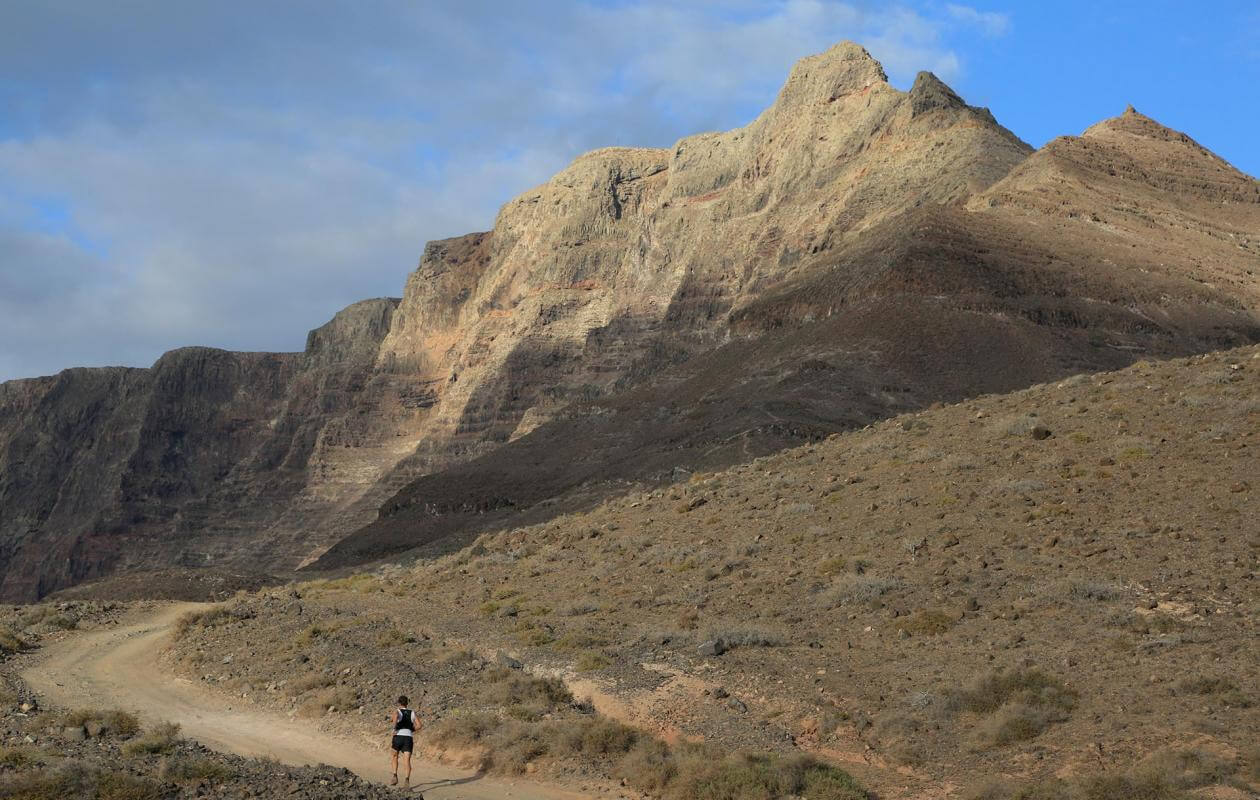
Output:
59,709,141,738
121,722,181,756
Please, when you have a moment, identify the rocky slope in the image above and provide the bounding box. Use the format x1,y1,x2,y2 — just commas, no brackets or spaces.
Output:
168,346,1260,799
2,42,1259,600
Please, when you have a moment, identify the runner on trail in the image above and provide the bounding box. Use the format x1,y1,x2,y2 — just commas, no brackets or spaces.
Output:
389,694,422,788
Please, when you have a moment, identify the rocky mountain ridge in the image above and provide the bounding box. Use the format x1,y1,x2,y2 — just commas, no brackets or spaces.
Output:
2,42,1258,600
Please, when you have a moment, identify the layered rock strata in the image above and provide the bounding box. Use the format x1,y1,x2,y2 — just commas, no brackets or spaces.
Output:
2,44,1258,598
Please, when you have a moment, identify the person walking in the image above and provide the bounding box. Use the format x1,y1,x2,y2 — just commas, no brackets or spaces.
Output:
389,694,422,789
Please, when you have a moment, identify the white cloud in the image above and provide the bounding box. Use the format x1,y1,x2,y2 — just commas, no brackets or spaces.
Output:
0,1,1004,381
945,4,1012,37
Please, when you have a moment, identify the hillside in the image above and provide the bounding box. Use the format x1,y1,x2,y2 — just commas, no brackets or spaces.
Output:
3,42,1259,600
168,345,1260,799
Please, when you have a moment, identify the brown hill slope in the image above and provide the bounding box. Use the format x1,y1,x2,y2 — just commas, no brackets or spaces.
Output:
171,345,1260,799
2,42,1259,600
317,105,1260,567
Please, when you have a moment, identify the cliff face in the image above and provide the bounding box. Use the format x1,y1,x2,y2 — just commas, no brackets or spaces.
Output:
3,43,1259,599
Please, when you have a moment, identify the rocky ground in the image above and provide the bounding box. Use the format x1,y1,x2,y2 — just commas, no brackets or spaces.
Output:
156,346,1260,799
0,603,401,799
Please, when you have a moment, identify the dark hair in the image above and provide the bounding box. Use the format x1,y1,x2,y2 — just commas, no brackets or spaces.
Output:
397,695,409,707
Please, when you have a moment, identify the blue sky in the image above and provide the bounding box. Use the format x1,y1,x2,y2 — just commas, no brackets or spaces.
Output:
1,0,1257,381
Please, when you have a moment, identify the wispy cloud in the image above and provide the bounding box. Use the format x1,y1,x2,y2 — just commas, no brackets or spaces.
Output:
0,1,1009,381
944,4,1012,37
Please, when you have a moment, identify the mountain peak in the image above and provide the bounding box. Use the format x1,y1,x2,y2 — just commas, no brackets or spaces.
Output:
1083,106,1198,146
775,41,888,107
908,70,966,117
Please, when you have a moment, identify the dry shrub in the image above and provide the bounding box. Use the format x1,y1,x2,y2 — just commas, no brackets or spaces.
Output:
869,712,928,766
948,668,1076,716
967,773,1189,800
552,631,610,650
949,668,1076,749
9,768,167,800
0,745,43,768
429,711,499,746
374,627,412,648
1245,745,1260,782
822,575,901,608
285,672,334,696
968,703,1064,748
1175,676,1252,707
615,738,676,794
297,686,357,717
60,709,141,738
158,755,233,783
703,629,783,649
0,628,28,654
894,608,958,636
477,668,571,707
173,606,230,635
668,750,865,800
1067,580,1122,602
575,651,610,672
121,722,181,756
430,710,866,800
1136,747,1239,789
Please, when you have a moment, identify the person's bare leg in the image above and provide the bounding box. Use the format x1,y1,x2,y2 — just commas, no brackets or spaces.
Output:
403,751,413,784
390,748,399,784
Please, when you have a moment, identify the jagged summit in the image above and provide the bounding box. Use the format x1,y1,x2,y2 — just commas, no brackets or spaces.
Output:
908,70,966,116
775,40,888,105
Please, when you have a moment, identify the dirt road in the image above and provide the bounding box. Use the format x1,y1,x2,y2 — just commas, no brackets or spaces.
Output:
21,603,593,800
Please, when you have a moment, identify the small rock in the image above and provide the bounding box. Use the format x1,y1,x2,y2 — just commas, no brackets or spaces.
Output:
496,652,523,670
697,638,727,657
713,687,729,699
62,726,87,741
85,720,104,738
19,701,36,713
221,654,233,665
726,698,748,713
1030,425,1053,440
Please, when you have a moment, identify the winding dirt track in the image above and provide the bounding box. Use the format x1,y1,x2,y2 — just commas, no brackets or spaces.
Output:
22,603,590,800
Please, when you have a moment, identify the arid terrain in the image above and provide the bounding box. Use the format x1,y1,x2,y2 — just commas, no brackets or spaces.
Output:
3,43,1258,602
1,37,1259,800
56,346,1260,798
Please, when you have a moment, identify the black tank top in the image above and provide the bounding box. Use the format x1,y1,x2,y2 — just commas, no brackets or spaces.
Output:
394,708,414,733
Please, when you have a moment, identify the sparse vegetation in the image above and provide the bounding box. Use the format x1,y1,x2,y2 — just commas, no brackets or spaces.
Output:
574,651,610,671
122,722,182,756
59,709,141,738
158,754,233,783
894,608,958,636
946,668,1077,748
